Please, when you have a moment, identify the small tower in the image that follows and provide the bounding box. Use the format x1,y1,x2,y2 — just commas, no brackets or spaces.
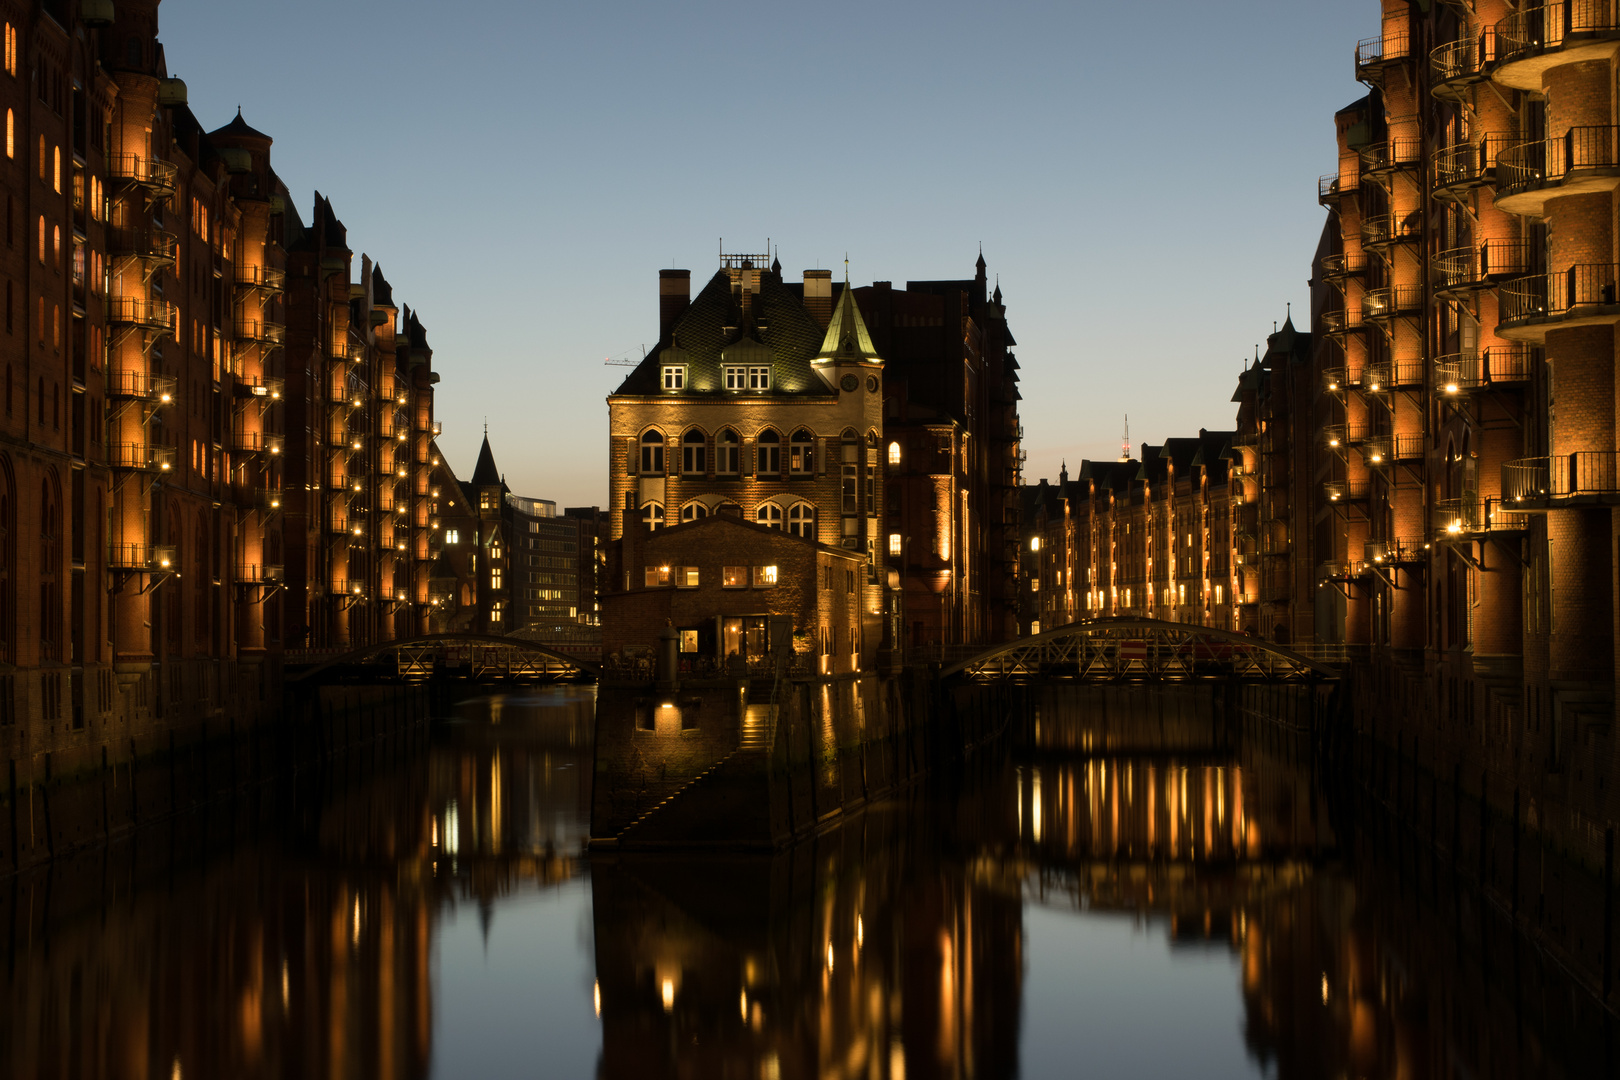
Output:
1118,416,1131,463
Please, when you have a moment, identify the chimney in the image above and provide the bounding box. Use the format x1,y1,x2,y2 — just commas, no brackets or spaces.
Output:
803,269,832,327
659,270,690,339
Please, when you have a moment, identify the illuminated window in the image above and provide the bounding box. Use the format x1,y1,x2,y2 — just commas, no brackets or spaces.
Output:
641,503,664,529
681,428,706,474
52,145,59,193
715,428,739,474
788,502,815,539
722,566,746,589
491,601,504,623
36,215,43,263
756,503,782,529
752,565,778,587
3,25,13,76
680,502,708,523
639,429,664,472
888,441,900,466
491,568,503,589
661,365,685,391
756,428,780,475
644,565,672,588
748,366,771,390
724,365,745,390
445,529,460,544
4,109,10,159
789,429,814,474
677,566,699,588
1215,584,1224,604
888,533,901,556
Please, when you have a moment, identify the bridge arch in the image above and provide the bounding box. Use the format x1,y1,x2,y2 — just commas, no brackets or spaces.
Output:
941,617,1340,682
287,633,600,683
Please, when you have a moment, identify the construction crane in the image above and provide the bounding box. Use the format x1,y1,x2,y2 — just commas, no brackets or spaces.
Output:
603,346,645,368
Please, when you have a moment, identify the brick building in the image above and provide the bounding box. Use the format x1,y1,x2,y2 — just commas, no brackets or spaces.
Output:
0,0,445,777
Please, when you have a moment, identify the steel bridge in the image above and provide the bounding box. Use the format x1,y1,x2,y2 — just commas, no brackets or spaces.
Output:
941,618,1340,683
286,634,600,684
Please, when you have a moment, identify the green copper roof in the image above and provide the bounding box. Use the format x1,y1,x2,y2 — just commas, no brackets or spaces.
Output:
816,282,881,364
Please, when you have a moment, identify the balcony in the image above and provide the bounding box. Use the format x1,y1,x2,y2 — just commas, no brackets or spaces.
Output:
1495,126,1620,214
1435,497,1528,540
1493,3,1620,91
1430,31,1495,100
1503,451,1620,507
234,375,284,401
1361,284,1422,322
108,442,176,472
231,432,284,455
1361,212,1420,249
1392,433,1425,460
1364,537,1425,565
329,341,363,363
1434,137,1511,199
1360,133,1422,178
106,370,176,402
106,296,175,332
1320,252,1368,287
108,154,178,196
1435,346,1535,394
1360,364,1391,393
1355,32,1411,84
234,318,286,345
234,265,286,293
109,543,177,571
107,227,177,266
1499,263,1620,340
1322,366,1360,395
333,580,367,599
1321,424,1350,452
236,563,285,584
1318,173,1346,206
1434,238,1530,297
1324,479,1370,503
1320,306,1364,338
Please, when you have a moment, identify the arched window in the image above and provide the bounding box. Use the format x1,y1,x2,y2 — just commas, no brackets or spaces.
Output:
888,441,901,466
757,428,780,476
789,429,814,475
715,428,739,475
638,429,663,473
680,502,708,523
51,145,59,193
4,109,11,159
640,503,664,529
681,428,706,475
756,503,782,529
788,502,815,540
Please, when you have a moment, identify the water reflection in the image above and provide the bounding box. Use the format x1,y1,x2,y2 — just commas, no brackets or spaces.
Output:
0,684,1611,1078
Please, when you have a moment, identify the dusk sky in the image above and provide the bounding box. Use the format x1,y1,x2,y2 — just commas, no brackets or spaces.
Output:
162,0,1369,509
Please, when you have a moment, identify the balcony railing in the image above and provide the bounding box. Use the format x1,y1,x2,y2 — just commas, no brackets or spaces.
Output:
109,543,177,571
231,432,284,455
329,341,363,362
1318,173,1344,204
106,370,176,401
1496,2,1620,67
108,154,178,194
1360,134,1422,175
233,265,286,292
1361,212,1420,248
1322,366,1359,394
236,563,285,584
1503,452,1620,505
1321,424,1349,450
1392,433,1425,460
1364,538,1425,564
1496,126,1620,202
108,442,176,472
1430,31,1496,98
1356,33,1411,80
1435,346,1535,393
235,375,284,400
1324,479,1370,502
107,227,177,264
1391,360,1425,388
1435,497,1528,539
106,296,175,331
1321,307,1364,334
1434,238,1530,292
234,318,286,345
1361,365,1391,393
1434,135,1515,194
1320,252,1368,282
1362,284,1422,321
1500,263,1620,325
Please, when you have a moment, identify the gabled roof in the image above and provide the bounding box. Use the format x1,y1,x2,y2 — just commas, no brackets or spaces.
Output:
816,279,881,364
611,268,833,397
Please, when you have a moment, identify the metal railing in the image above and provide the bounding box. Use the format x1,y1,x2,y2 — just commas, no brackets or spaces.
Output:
1496,2,1620,66
1318,173,1343,202
1496,125,1620,198
234,318,286,345
1321,306,1363,333
231,432,284,455
1393,433,1425,460
1362,284,1422,320
1320,252,1368,279
1324,479,1370,502
108,154,177,193
234,265,286,292
1435,497,1528,538
1501,263,1620,323
1503,452,1620,502
1433,238,1530,291
1361,213,1419,247
107,227,177,263
1360,135,1423,174
236,564,285,584
106,296,175,330
1430,31,1497,93
1356,33,1411,74
108,442,176,471
106,370,175,400
1364,537,1425,564
1322,366,1357,393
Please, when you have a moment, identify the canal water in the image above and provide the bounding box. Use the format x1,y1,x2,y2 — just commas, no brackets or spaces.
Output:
1,685,1612,1078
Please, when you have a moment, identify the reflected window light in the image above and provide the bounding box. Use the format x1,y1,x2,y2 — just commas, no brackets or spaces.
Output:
445,799,460,855
856,915,864,949
1321,973,1330,1004
594,980,601,1017
661,978,675,1012
281,960,289,1008
352,896,361,945
172,1058,182,1080
826,941,835,972
739,990,748,1020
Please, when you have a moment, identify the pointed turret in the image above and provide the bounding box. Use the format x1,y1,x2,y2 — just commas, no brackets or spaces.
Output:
814,283,881,366
471,434,501,488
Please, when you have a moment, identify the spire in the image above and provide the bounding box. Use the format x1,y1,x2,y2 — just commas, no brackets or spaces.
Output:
815,274,881,364
1119,416,1131,463
471,434,501,488
992,274,1002,305
975,244,987,276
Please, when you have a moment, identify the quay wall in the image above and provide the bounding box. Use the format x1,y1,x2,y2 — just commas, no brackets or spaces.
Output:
590,667,1019,849
0,681,431,875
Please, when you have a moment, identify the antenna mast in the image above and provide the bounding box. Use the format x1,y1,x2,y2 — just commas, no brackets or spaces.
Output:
1119,415,1131,462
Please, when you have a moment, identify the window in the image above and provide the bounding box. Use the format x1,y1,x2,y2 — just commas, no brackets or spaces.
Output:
748,366,771,390
888,533,901,556
753,565,778,587
888,441,901,466
491,568,503,589
491,601,504,624
445,529,460,544
846,569,856,594
3,24,14,77
724,365,745,390
680,502,707,523
681,429,706,474
715,428,739,474
661,365,685,391
639,429,664,473
757,429,780,476
756,503,782,529
677,567,699,588
790,429,814,474
4,109,10,159
789,503,815,540
644,565,672,588
641,503,664,529
37,215,44,263
1215,584,1224,604
52,145,59,193
723,566,746,588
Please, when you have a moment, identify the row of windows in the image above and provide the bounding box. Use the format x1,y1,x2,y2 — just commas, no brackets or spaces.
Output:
639,500,815,538
636,428,881,476
662,365,773,391
643,564,778,589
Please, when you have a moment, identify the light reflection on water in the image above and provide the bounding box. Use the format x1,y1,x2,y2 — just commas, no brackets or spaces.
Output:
0,684,1610,1079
